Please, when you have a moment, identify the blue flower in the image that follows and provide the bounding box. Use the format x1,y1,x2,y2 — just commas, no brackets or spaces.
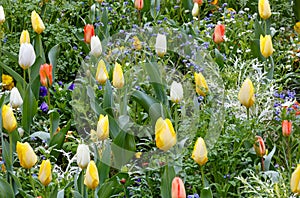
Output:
68,83,75,91
58,81,63,86
40,86,48,97
40,102,49,113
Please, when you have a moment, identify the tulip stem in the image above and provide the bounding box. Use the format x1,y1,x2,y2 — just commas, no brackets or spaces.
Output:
47,88,53,139
8,132,13,184
267,56,274,80
23,69,26,93
201,165,205,187
246,107,249,120
287,136,292,176
138,10,141,27
28,68,31,84
29,169,38,197
261,157,264,171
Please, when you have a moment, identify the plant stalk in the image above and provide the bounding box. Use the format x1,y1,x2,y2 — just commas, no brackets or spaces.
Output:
29,169,38,197
201,165,205,187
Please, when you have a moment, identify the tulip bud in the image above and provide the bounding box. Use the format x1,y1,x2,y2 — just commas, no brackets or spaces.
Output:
213,24,225,44
282,120,292,137
170,81,183,103
253,136,266,157
84,160,99,190
171,177,186,198
192,137,208,166
0,6,5,24
112,62,125,89
258,0,271,20
84,24,95,44
260,35,273,58
194,72,209,96
155,117,177,151
294,22,300,35
10,87,23,108
2,104,17,133
193,0,203,6
133,36,142,50
238,78,255,108
90,36,102,57
16,141,37,169
96,114,109,140
31,11,45,34
76,144,90,169
38,160,52,186
19,43,36,70
96,59,108,84
20,30,30,45
155,34,167,57
291,164,300,194
192,3,200,17
134,0,144,11
40,64,53,87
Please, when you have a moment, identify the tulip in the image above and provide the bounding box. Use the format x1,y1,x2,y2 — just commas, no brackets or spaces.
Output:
16,141,37,169
2,74,14,90
20,30,30,45
134,0,144,11
192,137,208,166
238,78,255,108
155,34,167,57
0,6,5,24
40,64,53,87
192,3,200,17
260,35,273,58
112,62,125,89
253,136,266,157
294,22,300,35
171,177,186,198
31,11,45,34
291,164,300,194
133,36,142,50
282,120,292,137
170,81,183,103
90,35,102,57
193,0,203,6
96,114,109,140
258,0,271,20
84,24,95,44
213,24,225,44
96,59,108,84
76,144,90,169
210,0,218,5
194,72,209,96
19,43,36,70
38,160,52,186
2,104,17,133
18,128,24,137
155,117,177,151
10,87,23,108
84,160,99,190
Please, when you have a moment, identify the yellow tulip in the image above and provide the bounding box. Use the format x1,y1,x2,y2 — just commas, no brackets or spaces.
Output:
133,36,142,50
155,117,176,151
16,141,37,169
2,74,14,90
258,0,271,20
294,22,300,35
38,160,52,186
238,78,255,108
291,164,300,194
112,62,124,89
191,137,208,166
20,30,30,45
2,104,17,133
260,35,273,58
31,11,45,34
194,72,209,96
96,114,109,140
84,160,99,190
96,59,108,84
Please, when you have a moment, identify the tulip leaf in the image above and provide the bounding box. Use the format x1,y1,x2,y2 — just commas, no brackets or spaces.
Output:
30,56,44,88
33,34,46,61
49,186,58,198
182,0,193,10
0,62,26,87
0,49,18,63
214,48,224,70
98,172,129,198
293,0,300,21
22,85,38,135
57,189,65,198
103,81,113,116
51,111,60,136
161,165,175,198
48,43,60,84
143,0,151,11
73,190,83,198
150,0,161,20
0,178,14,198
89,3,96,23
200,187,213,198
95,142,111,184
264,145,276,171
30,131,50,142
2,139,12,172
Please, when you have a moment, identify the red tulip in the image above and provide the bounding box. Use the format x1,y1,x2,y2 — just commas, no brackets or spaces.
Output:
171,177,186,198
282,120,292,137
40,64,53,87
213,24,225,44
253,136,266,157
84,24,95,44
193,0,203,6
134,0,144,11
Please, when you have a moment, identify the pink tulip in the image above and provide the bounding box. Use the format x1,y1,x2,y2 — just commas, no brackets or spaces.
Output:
213,24,225,44
171,177,186,198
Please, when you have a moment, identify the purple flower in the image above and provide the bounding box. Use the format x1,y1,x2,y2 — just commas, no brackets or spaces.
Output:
68,83,75,91
40,86,48,97
58,81,63,86
40,102,49,113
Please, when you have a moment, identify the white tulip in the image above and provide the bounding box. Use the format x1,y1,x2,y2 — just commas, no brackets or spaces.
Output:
90,35,102,57
170,81,183,103
0,6,5,24
192,3,200,17
18,43,36,70
10,87,23,108
155,33,167,57
76,144,90,169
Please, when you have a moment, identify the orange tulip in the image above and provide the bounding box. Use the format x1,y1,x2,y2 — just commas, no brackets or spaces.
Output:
84,24,95,44
253,136,266,157
171,177,186,198
282,120,292,137
135,0,144,10
40,64,53,87
193,0,203,6
213,24,225,44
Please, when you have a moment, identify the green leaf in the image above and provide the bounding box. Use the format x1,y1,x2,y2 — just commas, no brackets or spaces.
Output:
182,0,193,10
150,0,161,19
103,81,113,116
30,131,50,142
33,34,45,61
161,165,175,198
214,48,224,69
200,187,213,198
0,62,26,87
264,145,276,171
51,111,60,136
0,178,14,198
0,49,18,63
73,191,83,198
48,44,60,84
57,189,64,198
30,56,44,88
22,85,38,135
96,142,111,184
293,0,300,21
90,3,96,23
49,185,58,198
97,172,129,197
